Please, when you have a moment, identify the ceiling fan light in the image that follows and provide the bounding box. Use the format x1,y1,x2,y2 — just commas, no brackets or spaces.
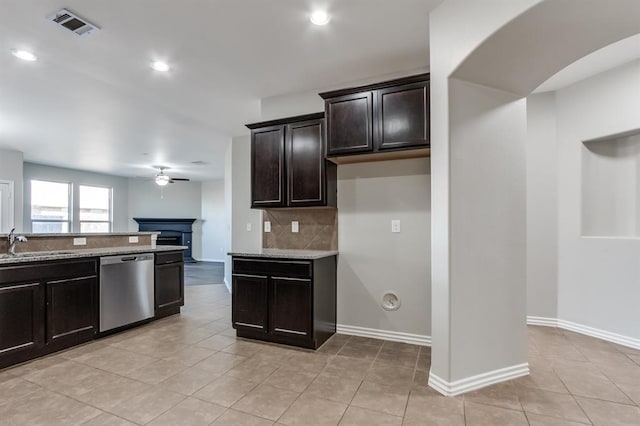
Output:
155,174,170,186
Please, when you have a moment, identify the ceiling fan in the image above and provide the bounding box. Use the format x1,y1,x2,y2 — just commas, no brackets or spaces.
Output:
154,167,190,186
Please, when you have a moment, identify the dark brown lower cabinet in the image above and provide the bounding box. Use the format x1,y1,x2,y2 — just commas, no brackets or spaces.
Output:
0,282,44,368
154,251,185,319
0,259,98,369
231,255,336,349
270,277,311,339
232,274,268,332
0,250,185,370
46,276,97,348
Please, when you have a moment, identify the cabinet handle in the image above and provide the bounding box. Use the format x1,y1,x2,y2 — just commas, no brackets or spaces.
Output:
272,276,310,282
233,274,268,279
235,322,264,329
274,328,307,336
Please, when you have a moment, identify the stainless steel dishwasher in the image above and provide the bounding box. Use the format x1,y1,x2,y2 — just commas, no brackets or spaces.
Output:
100,253,155,332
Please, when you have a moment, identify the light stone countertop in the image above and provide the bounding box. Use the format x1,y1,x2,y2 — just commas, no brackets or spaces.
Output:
0,245,187,265
229,248,338,260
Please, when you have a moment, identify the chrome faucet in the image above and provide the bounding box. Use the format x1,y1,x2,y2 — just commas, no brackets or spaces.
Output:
7,228,27,255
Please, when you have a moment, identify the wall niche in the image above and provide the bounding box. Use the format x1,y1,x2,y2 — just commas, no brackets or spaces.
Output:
582,130,640,237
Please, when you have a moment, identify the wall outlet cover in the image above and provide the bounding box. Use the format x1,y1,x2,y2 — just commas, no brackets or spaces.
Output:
128,236,139,244
264,221,271,233
246,223,252,232
391,220,401,233
73,237,87,246
292,221,299,233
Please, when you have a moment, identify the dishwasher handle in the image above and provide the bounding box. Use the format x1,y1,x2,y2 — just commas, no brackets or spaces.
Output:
100,253,154,265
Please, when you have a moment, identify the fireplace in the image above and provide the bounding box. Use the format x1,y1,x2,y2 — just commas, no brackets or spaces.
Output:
133,218,197,263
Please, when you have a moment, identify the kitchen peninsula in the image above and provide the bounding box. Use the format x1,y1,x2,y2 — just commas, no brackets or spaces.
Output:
0,231,186,369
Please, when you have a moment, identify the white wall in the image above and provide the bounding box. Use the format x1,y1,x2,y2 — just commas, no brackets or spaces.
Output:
448,78,528,381
0,149,23,232
429,0,536,392
23,162,129,233
582,132,640,237
127,178,203,259
227,135,262,282
526,93,559,319
337,159,431,337
554,60,640,342
201,179,226,261
224,144,233,288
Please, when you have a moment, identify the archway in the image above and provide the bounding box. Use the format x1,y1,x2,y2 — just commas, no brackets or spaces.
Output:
428,0,640,395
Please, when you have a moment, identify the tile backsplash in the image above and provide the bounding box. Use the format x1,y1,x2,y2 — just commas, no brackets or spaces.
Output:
0,234,152,254
263,208,338,251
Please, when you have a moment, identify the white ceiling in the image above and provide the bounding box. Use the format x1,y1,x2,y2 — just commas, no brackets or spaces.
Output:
0,0,441,180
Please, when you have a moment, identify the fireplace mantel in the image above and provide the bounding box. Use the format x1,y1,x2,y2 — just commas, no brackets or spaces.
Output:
133,218,197,262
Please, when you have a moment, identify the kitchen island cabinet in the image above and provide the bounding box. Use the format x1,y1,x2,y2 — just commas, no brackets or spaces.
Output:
154,250,185,319
0,258,97,369
0,246,185,370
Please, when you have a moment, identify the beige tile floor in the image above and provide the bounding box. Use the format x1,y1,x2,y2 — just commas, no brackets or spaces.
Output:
1,282,639,425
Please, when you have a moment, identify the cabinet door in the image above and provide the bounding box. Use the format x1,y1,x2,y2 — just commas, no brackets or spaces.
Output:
326,92,373,156
0,282,43,366
155,262,184,314
287,119,326,207
232,274,268,332
375,81,429,151
270,276,311,339
252,125,285,208
46,276,97,345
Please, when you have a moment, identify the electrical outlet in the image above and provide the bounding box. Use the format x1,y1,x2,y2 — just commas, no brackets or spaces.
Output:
291,221,299,233
246,223,252,232
128,236,139,244
73,237,87,246
391,220,401,233
264,221,271,233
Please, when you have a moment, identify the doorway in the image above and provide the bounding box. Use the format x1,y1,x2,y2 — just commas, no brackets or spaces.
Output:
0,180,14,233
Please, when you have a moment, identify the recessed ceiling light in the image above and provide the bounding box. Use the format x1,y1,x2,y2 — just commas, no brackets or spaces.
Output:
310,11,330,26
11,49,37,61
151,61,170,72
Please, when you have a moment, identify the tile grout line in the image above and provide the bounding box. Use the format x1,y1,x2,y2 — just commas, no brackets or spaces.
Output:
272,352,340,424
552,369,595,425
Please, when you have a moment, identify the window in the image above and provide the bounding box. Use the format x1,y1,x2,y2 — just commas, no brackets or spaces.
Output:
31,180,71,233
79,185,112,233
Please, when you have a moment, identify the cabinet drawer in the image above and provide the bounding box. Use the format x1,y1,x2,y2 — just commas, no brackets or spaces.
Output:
155,251,184,265
232,258,312,278
0,259,97,285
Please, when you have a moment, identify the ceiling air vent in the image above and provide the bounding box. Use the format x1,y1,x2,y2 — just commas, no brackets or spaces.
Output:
48,9,100,37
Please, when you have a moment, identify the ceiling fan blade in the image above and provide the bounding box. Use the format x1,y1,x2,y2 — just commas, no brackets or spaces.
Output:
171,178,190,181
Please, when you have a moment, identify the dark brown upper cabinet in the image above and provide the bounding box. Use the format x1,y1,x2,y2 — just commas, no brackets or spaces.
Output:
320,73,430,161
251,125,286,208
247,113,337,209
325,92,373,155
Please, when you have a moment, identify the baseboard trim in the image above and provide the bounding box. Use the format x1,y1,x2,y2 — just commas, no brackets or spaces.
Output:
527,316,640,350
428,363,530,397
195,258,225,263
526,316,558,327
223,278,231,293
336,324,431,346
